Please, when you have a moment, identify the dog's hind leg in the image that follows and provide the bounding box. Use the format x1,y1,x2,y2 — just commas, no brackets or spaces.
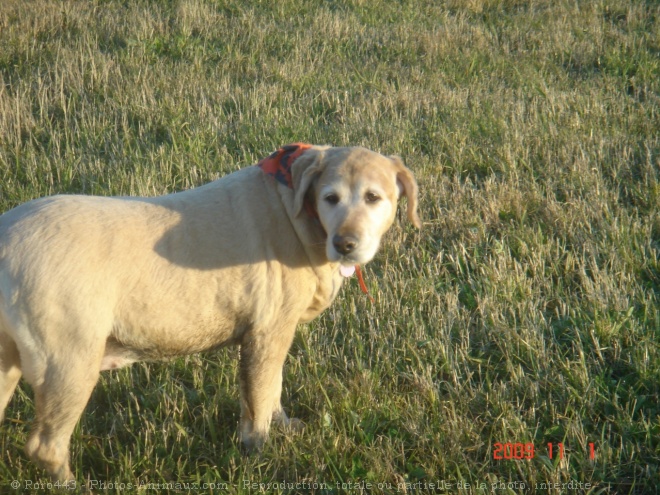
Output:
24,358,101,481
23,327,104,482
0,332,22,423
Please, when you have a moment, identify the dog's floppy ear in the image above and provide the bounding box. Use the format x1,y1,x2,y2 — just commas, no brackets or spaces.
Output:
291,147,326,217
390,155,422,229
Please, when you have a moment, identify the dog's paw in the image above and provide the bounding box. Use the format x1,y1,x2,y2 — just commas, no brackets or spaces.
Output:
240,429,267,454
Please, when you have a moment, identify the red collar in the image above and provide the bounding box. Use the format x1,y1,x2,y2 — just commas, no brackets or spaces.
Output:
258,143,317,218
258,143,312,188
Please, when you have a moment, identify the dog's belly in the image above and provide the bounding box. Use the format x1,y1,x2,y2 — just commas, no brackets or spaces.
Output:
101,282,254,369
101,316,244,370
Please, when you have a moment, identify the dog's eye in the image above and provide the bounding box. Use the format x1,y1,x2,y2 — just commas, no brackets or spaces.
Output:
324,193,340,205
365,192,381,204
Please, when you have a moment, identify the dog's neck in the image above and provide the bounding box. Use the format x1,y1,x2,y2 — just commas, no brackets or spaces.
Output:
258,143,318,219
258,143,328,255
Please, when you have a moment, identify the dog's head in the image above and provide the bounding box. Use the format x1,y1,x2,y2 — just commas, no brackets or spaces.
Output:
291,146,421,266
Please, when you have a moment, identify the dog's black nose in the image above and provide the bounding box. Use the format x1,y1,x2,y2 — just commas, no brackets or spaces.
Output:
333,235,358,255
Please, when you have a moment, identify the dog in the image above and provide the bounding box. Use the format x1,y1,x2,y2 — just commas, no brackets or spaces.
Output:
0,144,420,481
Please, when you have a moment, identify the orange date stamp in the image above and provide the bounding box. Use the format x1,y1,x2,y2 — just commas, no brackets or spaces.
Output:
493,442,596,460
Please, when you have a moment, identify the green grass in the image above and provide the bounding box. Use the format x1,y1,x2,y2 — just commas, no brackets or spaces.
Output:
1,0,658,493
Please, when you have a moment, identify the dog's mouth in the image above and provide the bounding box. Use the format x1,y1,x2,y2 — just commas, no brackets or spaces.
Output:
339,254,360,265
327,245,374,268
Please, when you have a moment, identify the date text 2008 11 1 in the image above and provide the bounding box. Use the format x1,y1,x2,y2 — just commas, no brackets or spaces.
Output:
493,442,596,460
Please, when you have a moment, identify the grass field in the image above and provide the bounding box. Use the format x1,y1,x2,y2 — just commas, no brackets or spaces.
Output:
0,0,658,493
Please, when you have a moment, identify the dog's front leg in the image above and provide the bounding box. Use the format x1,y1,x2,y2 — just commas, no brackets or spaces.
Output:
238,322,298,451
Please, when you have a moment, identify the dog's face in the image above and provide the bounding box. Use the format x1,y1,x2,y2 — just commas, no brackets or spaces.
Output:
293,147,421,266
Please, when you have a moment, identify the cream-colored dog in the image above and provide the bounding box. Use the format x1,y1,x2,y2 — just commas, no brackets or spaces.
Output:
0,144,420,481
